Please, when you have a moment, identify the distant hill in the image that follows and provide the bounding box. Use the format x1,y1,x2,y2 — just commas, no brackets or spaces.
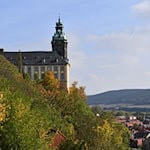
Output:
87,89,150,106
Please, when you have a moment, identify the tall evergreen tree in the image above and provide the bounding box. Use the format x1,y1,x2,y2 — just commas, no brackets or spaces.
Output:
17,50,23,73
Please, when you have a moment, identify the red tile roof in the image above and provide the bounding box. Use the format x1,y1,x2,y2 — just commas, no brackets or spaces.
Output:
49,131,66,149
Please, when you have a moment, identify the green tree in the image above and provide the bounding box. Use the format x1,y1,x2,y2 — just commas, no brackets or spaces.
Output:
0,56,69,149
17,50,23,73
59,139,88,150
91,106,102,116
94,118,130,150
23,73,30,81
0,55,131,150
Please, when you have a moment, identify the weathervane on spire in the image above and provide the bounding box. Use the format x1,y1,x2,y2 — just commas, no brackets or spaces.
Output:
58,13,61,23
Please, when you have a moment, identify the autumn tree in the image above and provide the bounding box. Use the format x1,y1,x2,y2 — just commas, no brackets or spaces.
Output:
0,100,6,123
94,114,130,150
0,57,72,149
0,56,131,150
41,71,59,91
69,81,87,100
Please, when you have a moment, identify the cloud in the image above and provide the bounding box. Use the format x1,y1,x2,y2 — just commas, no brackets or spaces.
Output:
87,26,150,53
67,32,88,69
131,1,150,17
145,71,150,77
67,25,150,95
122,56,139,65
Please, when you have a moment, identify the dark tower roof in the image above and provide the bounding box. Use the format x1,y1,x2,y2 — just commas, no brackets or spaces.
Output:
56,17,63,31
52,17,67,41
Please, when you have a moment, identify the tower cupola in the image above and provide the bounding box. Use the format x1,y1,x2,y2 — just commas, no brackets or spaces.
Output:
52,17,67,41
51,17,68,59
56,17,63,33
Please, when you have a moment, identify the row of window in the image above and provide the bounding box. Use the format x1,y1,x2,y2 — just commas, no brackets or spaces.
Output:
31,66,65,72
24,65,66,80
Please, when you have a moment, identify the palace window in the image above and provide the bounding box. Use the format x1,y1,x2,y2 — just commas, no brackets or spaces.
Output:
34,66,38,73
28,66,31,73
54,66,58,73
47,66,52,71
41,66,45,74
54,73,58,79
60,66,65,73
60,73,65,80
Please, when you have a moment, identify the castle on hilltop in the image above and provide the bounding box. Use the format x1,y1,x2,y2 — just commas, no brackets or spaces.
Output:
0,18,70,89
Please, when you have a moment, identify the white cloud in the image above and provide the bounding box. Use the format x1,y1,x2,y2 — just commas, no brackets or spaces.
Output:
131,1,150,17
87,26,150,53
122,56,139,65
145,71,150,76
67,32,88,70
68,25,150,95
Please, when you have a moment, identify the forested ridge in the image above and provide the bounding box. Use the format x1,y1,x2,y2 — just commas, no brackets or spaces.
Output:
0,55,130,150
87,89,150,105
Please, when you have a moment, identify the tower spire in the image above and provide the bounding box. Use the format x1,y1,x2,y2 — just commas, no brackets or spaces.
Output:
51,18,68,59
58,15,61,23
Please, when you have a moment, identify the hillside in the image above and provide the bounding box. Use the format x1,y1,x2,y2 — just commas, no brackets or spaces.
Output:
87,89,150,106
0,55,130,150
0,55,98,149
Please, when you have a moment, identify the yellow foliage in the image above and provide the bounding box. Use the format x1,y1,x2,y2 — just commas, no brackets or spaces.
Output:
95,120,128,150
42,71,59,91
39,128,47,139
13,100,29,119
0,103,6,122
0,93,3,99
69,81,87,100
96,120,114,141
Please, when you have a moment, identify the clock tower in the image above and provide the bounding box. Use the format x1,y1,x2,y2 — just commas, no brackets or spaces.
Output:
51,17,68,59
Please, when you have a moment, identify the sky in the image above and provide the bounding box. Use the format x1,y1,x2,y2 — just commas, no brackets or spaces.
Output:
1,0,150,95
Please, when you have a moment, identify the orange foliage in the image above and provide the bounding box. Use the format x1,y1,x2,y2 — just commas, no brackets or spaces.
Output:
69,81,87,100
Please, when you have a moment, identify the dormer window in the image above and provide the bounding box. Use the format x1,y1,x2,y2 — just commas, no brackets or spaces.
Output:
43,58,46,63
